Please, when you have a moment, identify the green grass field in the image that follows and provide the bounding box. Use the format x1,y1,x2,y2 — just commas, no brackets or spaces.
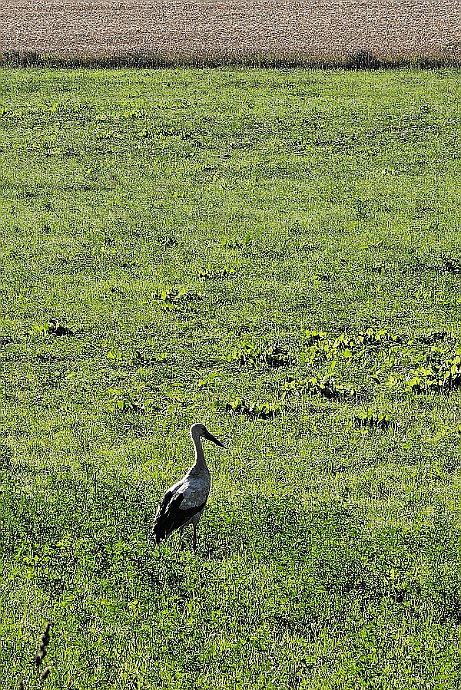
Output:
1,67,460,689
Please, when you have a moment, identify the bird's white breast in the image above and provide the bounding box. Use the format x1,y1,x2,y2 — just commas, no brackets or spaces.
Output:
174,474,210,510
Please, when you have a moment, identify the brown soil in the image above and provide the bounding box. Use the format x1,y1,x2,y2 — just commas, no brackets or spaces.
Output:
1,0,460,65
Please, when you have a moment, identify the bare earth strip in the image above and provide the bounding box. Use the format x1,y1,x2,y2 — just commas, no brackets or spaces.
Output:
1,0,460,64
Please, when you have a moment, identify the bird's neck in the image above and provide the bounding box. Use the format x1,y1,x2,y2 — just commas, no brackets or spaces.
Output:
192,435,208,473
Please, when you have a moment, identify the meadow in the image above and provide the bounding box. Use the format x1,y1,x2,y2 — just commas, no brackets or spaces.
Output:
0,67,460,689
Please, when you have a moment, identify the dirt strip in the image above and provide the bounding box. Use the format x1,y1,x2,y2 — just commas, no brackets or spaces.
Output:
1,0,460,63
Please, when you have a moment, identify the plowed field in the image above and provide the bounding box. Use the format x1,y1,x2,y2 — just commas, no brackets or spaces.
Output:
1,0,460,64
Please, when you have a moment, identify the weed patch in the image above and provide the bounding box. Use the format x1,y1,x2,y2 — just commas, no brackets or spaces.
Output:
198,266,236,280
107,389,146,413
224,397,282,419
353,409,392,430
301,327,401,364
280,375,356,401
220,235,252,249
28,319,74,337
107,348,167,367
440,254,461,274
152,287,201,311
405,347,461,393
227,341,292,367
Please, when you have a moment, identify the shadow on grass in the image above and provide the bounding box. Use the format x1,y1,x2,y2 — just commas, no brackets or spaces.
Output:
2,469,460,624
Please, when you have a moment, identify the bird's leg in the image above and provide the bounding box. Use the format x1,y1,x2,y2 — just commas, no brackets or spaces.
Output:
192,523,197,553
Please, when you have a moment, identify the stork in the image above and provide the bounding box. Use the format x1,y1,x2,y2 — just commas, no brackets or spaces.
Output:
152,423,224,552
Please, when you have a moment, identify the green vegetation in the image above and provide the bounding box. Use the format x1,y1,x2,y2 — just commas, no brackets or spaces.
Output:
0,67,460,689
1,49,460,70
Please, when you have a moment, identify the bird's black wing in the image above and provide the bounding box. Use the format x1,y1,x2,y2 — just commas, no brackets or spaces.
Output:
152,491,206,544
155,489,174,518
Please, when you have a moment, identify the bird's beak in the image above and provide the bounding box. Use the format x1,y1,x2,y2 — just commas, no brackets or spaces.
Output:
203,429,225,447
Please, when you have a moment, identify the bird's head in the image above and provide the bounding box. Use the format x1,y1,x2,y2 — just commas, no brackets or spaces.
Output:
190,423,225,447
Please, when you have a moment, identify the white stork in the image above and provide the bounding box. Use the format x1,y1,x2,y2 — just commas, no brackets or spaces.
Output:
152,423,224,552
